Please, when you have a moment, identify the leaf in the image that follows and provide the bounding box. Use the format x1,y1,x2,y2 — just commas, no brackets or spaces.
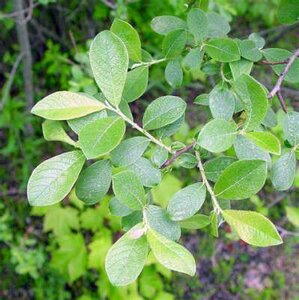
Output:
206,12,230,38
229,59,253,80
111,136,150,167
248,33,265,49
282,111,299,146
205,38,240,62
286,206,299,227
209,211,219,237
209,85,235,120
111,18,142,62
277,0,299,24
262,48,299,83
67,110,108,134
42,120,76,146
165,60,183,88
262,107,278,128
187,8,208,41
127,157,162,187
214,160,267,200
109,197,132,217
79,117,126,159
112,170,146,210
154,115,185,139
271,152,296,191
238,39,262,62
167,183,206,221
179,214,210,230
204,156,237,182
162,29,187,58
152,146,168,168
89,30,128,106
222,210,282,247
197,119,237,153
177,153,197,169
122,66,148,102
244,132,281,155
31,91,105,120
105,223,148,286
151,16,187,35
145,205,181,240
182,48,204,71
75,160,112,205
143,96,186,130
122,211,143,232
147,229,196,276
232,74,268,131
27,151,85,206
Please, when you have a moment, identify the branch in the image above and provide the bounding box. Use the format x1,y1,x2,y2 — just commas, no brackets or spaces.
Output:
258,60,288,65
276,225,299,237
160,142,195,169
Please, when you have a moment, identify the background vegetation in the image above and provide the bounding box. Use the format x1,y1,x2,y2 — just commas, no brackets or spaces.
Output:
1,0,299,299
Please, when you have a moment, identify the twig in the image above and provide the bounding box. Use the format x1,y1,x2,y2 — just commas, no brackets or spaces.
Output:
160,142,195,169
277,90,288,113
0,1,38,21
258,60,288,65
100,0,117,9
276,225,299,237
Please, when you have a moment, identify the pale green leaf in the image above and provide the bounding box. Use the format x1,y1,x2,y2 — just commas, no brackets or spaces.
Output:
109,197,132,217
165,60,183,88
152,146,168,167
206,12,230,38
154,115,185,139
282,111,299,146
187,8,208,41
248,33,265,49
151,16,187,35
182,48,204,71
238,39,262,62
122,211,143,231
162,29,187,58
286,206,299,227
229,59,253,80
179,214,210,230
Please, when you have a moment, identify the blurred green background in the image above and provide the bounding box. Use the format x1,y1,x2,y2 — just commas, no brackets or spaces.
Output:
1,0,299,299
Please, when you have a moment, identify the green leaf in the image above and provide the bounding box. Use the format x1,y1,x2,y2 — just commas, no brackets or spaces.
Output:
151,16,187,35
238,39,262,62
244,132,281,155
182,48,204,71
143,96,186,130
209,85,235,120
209,211,219,237
75,160,112,205
122,211,143,231
105,223,148,286
145,205,181,240
187,8,208,41
197,119,237,153
127,157,162,188
89,30,128,106
165,60,183,88
214,160,267,200
277,0,299,24
79,117,126,159
262,48,299,83
286,206,299,227
177,153,197,169
111,18,142,62
229,59,253,80
271,152,296,191
27,151,85,206
112,170,146,210
167,183,206,221
282,111,299,146
204,156,237,182
111,136,150,167
31,91,105,120
122,66,148,102
154,115,185,139
248,33,265,49
206,12,230,38
152,146,168,167
222,210,282,247
147,228,196,276
162,29,187,58
179,214,210,230
232,74,268,131
42,120,76,146
205,38,240,62
262,107,278,128
109,197,132,217
67,110,108,134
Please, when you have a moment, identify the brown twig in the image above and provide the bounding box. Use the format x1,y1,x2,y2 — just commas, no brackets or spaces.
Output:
160,142,195,169
276,225,299,237
258,60,288,65
277,90,288,113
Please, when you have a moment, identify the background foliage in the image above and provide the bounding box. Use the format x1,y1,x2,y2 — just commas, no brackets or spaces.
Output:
1,0,299,299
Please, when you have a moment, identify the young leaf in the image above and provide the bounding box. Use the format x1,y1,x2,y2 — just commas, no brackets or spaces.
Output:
182,48,204,71
187,8,208,41
89,30,128,106
31,91,105,120
122,66,149,102
105,223,148,286
27,151,85,206
271,152,296,191
111,136,150,167
147,229,196,276
152,146,168,167
179,214,211,230
112,170,146,210
232,74,268,131
165,60,183,88
145,205,181,240
197,119,237,153
143,96,186,130
248,32,265,49
206,12,230,38
209,85,235,120
79,117,126,159
151,16,187,35
42,120,76,146
282,111,299,146
75,160,112,205
162,29,187,58
214,160,267,200
111,18,142,62
244,131,281,155
167,183,206,221
238,39,262,62
109,197,132,217
222,210,282,247
205,38,240,62
229,59,253,80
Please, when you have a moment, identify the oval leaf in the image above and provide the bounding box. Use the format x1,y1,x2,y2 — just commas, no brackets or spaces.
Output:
151,16,187,35
187,8,208,41
162,29,187,58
